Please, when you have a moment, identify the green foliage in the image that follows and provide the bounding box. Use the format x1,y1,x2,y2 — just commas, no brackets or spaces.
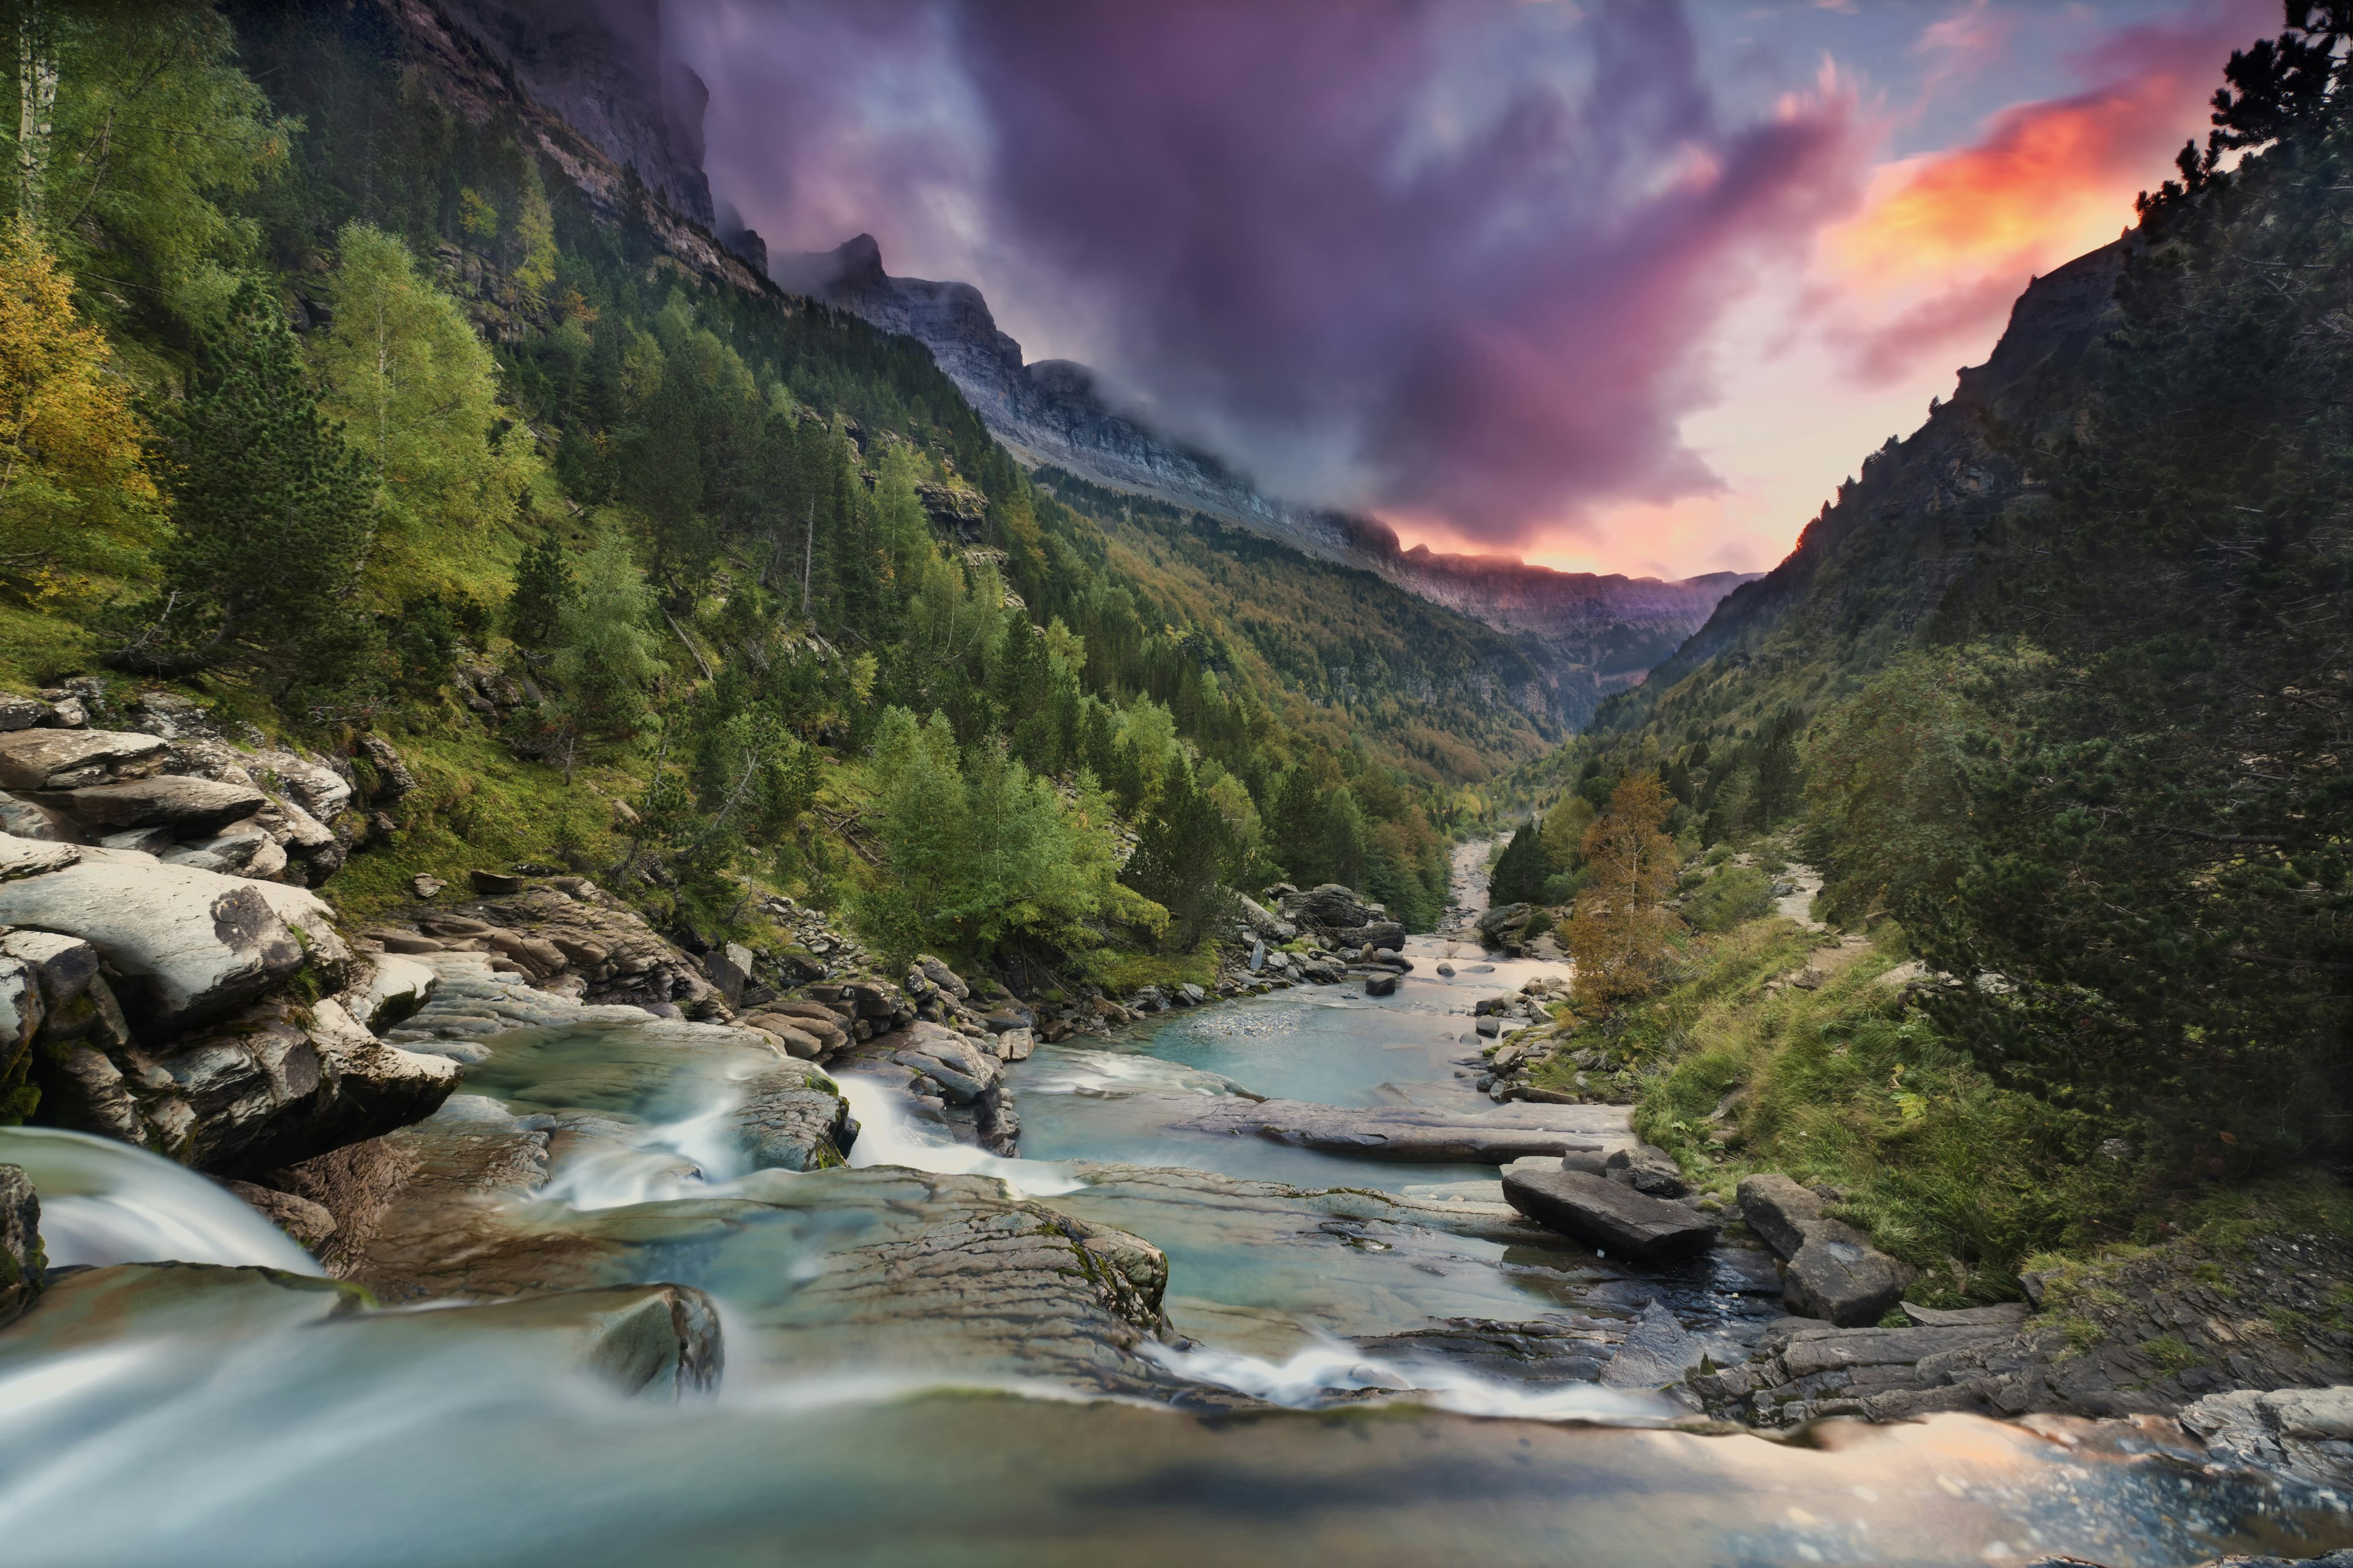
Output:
113,278,376,699
1625,919,2138,1302
1124,755,1240,950
311,221,537,597
505,521,574,648
1489,817,1551,905
1682,863,1772,934
4,1,292,324
854,707,1160,966
548,532,661,733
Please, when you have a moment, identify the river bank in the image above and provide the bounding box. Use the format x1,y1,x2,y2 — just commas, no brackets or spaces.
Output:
0,841,2347,1562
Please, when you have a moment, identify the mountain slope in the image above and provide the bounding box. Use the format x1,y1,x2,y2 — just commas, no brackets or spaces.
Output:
773,233,1752,725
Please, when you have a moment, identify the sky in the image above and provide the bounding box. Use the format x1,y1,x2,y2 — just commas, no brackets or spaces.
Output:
669,0,2279,581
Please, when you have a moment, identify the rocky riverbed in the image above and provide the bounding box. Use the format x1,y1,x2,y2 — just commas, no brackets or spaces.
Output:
0,711,2344,1564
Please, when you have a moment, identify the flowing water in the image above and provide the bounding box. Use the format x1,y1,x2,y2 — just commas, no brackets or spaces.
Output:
0,930,2346,1566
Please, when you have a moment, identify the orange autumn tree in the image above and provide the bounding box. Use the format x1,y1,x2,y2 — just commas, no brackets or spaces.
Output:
1564,773,1680,1004
0,227,158,596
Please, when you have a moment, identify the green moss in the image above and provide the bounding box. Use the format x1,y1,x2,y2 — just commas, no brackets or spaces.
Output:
2142,1333,2202,1373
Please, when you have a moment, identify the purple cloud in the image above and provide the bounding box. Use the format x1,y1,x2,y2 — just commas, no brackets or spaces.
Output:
675,1,1870,548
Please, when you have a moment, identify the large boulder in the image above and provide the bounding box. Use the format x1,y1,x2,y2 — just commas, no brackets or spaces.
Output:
734,1063,854,1170
1605,1142,1688,1198
31,776,266,834
1782,1231,1909,1328
0,840,350,1034
1281,883,1373,935
1336,920,1406,952
1501,1165,1719,1262
891,1021,1002,1103
66,996,460,1177
0,729,165,790
1737,1172,1910,1327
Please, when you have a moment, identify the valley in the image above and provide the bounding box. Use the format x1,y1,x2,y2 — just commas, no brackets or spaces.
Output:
0,1,2343,1564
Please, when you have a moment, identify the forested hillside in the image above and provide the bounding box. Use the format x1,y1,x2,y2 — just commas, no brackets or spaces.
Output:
0,0,1521,1042
1480,6,2352,1296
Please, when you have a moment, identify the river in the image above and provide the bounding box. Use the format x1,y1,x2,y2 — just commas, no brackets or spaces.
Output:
0,891,2344,1565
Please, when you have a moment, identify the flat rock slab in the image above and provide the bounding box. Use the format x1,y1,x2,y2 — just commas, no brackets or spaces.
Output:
1167,1096,1634,1164
34,776,266,833
0,729,164,790
1501,1167,1719,1263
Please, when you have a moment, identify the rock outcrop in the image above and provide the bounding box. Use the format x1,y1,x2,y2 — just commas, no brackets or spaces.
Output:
1165,1097,1637,1164
1737,1173,1910,1327
1501,1164,1719,1262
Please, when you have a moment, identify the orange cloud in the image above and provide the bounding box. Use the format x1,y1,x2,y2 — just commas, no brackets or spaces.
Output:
1819,1,2270,385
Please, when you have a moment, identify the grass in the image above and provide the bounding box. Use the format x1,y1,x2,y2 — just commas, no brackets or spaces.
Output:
1547,901,2150,1305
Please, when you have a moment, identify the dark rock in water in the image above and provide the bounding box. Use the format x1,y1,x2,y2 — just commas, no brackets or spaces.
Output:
1169,1096,1632,1164
334,1282,726,1398
1363,972,1398,998
1600,1299,1704,1388
226,1179,337,1249
1355,1313,1618,1385
1605,1143,1686,1198
735,1066,854,1170
1436,962,1455,977
0,1164,40,1327
1503,1167,1718,1262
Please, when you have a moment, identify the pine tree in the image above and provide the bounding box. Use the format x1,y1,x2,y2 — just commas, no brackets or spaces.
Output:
507,521,575,648
1489,817,1551,905
1267,767,1328,885
1124,757,1238,949
112,279,375,692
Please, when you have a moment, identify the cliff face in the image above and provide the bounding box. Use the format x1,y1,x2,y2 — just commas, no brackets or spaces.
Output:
433,0,715,229
1611,239,2131,725
772,234,1749,721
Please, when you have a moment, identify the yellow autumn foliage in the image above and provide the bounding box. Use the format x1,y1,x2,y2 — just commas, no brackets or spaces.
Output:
0,228,160,596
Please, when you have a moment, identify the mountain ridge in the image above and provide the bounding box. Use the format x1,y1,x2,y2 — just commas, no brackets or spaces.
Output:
771,232,1755,720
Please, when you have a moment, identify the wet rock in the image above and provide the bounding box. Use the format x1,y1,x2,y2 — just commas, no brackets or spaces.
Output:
891,1022,1002,1103
2182,1386,2353,1491
1169,1096,1634,1164
735,1063,854,1170
1363,972,1398,997
1600,1299,1705,1387
1501,1166,1719,1263
226,1179,338,1249
1605,1142,1688,1199
0,839,350,1033
86,996,461,1176
0,1163,40,1327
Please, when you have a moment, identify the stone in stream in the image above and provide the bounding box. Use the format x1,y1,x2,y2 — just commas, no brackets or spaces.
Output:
2181,1386,2353,1493
1599,1299,1705,1388
0,1261,721,1398
0,1163,40,1327
736,1066,855,1169
1166,1096,1634,1164
1501,1166,1719,1263
1363,972,1398,997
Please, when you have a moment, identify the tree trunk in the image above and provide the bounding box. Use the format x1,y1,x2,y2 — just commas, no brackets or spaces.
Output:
17,1,55,232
